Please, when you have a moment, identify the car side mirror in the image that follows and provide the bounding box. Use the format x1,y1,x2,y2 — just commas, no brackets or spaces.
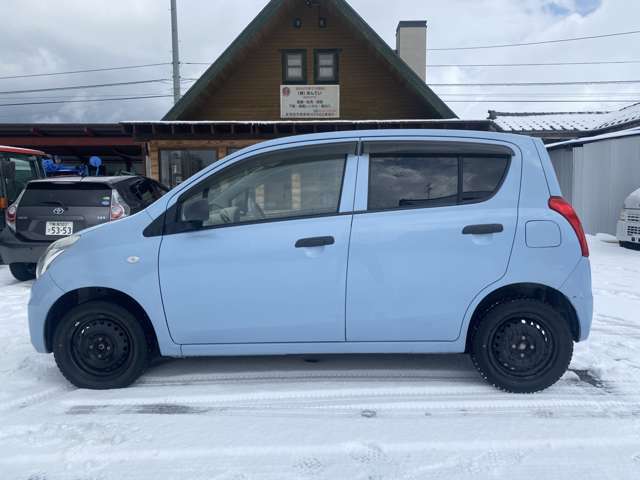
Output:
182,198,209,223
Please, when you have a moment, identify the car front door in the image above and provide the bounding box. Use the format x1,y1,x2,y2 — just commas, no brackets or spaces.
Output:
158,141,358,345
346,138,521,342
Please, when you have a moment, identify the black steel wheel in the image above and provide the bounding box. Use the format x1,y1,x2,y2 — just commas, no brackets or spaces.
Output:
53,301,150,389
470,299,573,393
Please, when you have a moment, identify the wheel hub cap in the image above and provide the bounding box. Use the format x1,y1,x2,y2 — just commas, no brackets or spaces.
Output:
490,317,554,378
71,317,132,376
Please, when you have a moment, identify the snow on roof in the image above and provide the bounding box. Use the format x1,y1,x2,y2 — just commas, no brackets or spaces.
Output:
546,126,640,150
121,119,479,125
491,102,640,133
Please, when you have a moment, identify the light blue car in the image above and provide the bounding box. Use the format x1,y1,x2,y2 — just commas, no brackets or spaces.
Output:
28,130,592,392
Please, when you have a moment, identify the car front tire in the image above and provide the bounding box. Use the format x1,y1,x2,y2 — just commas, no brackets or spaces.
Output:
53,301,150,389
9,262,36,281
470,299,573,393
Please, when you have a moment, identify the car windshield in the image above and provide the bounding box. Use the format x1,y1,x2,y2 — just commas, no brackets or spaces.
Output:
0,153,42,203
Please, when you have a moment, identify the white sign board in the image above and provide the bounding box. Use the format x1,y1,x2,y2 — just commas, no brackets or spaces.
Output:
280,85,340,119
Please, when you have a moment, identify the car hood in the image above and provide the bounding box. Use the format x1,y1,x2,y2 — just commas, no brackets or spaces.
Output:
624,188,640,209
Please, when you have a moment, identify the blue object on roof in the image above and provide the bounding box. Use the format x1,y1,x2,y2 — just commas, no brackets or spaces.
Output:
41,158,88,177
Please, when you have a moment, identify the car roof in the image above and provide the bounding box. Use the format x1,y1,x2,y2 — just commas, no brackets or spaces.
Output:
224,129,533,159
27,175,146,185
0,145,46,156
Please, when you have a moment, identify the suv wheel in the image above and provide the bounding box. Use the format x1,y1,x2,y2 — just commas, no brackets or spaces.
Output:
53,301,150,389
9,263,36,281
470,299,573,393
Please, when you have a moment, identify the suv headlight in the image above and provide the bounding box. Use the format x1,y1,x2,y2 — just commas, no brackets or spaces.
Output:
36,234,80,279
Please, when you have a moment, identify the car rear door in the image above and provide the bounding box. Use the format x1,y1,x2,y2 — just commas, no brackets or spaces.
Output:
346,138,521,342
16,181,112,240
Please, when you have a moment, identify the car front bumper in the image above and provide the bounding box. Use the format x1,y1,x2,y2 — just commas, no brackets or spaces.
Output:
0,228,50,264
617,219,640,244
28,270,65,353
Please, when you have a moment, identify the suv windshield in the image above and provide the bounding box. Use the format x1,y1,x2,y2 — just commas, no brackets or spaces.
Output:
0,153,42,203
20,182,112,207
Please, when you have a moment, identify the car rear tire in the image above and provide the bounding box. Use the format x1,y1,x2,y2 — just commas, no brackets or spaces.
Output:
470,299,573,393
52,301,150,389
9,263,36,281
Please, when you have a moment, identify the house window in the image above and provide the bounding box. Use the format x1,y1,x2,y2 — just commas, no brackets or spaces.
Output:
160,149,218,188
282,50,307,84
314,49,339,83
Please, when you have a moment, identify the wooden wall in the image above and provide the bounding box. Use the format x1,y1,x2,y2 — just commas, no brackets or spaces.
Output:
182,0,435,120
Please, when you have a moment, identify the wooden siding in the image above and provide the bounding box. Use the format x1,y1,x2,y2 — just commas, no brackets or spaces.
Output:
182,0,437,121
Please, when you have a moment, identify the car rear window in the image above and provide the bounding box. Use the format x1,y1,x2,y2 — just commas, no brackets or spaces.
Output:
369,156,458,210
20,183,112,207
368,154,510,211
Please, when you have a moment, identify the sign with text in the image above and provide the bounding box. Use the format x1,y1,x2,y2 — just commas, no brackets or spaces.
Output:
280,85,340,119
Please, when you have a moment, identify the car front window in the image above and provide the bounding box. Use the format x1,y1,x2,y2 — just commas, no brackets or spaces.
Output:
178,143,355,229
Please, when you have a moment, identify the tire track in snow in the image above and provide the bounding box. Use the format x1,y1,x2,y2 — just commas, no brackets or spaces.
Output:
60,384,640,417
3,435,640,467
0,385,71,412
136,369,479,387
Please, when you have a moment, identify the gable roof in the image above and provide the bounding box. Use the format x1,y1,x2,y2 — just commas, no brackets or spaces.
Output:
163,0,456,121
489,102,640,134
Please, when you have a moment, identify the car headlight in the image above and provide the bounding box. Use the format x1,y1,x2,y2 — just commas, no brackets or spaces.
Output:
36,234,81,279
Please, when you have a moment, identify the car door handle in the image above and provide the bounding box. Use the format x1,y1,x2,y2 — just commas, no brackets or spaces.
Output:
462,224,504,235
295,236,335,248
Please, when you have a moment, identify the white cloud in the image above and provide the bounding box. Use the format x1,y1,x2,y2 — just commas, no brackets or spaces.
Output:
0,0,637,122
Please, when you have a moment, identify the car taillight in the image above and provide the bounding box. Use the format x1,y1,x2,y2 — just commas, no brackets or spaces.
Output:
110,189,130,221
5,204,17,231
549,196,589,257
4,189,25,232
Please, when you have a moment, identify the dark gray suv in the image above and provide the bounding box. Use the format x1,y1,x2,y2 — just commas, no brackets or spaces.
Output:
0,175,168,281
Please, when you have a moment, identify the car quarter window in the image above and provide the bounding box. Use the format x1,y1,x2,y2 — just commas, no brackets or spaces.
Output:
365,141,512,211
175,142,356,230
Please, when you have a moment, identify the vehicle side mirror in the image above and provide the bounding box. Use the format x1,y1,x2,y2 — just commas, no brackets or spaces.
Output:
182,198,209,223
0,160,16,180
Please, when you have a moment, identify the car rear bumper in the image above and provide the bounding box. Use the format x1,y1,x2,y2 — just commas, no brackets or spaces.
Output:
559,257,593,342
0,228,50,264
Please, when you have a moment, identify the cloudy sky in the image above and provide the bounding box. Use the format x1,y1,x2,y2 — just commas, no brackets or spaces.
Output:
0,0,638,122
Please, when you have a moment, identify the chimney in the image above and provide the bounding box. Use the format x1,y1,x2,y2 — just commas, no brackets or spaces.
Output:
396,20,427,82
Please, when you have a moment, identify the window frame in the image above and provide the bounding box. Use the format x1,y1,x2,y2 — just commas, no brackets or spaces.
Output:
366,152,511,213
281,49,308,85
313,49,340,84
163,143,356,235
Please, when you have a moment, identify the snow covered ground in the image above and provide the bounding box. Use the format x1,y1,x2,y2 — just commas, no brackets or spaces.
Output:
1,236,640,479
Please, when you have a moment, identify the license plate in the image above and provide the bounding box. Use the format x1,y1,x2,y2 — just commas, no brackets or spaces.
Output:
45,221,74,236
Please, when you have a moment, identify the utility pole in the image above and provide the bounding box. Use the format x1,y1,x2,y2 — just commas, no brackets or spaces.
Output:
170,0,181,104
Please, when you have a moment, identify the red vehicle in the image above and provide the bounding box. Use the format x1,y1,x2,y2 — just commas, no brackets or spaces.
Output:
0,146,47,259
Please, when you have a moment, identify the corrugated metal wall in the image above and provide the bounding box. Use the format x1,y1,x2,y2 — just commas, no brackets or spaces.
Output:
549,135,640,235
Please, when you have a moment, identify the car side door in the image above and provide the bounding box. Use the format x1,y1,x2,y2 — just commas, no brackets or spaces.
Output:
346,138,521,342
158,141,358,345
